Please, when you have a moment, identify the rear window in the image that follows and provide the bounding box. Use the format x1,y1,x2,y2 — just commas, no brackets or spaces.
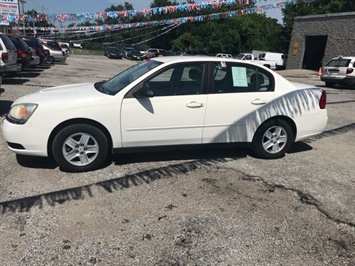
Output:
23,38,39,48
1,34,16,50
45,41,61,50
325,58,351,67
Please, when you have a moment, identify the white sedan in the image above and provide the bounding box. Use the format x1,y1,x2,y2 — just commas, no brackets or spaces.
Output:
2,56,328,172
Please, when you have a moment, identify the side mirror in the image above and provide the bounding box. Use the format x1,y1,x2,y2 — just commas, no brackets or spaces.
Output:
133,88,154,98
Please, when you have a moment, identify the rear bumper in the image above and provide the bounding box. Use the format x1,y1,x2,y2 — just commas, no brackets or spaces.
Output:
29,56,40,66
321,75,355,85
294,110,328,142
4,63,22,73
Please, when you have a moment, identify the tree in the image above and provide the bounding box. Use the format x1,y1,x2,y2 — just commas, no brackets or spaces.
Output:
150,0,178,8
171,32,202,50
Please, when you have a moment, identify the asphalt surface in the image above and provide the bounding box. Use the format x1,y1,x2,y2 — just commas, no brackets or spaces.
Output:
0,55,354,265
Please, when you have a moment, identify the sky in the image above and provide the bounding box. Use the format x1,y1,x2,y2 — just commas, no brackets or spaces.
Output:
24,0,283,24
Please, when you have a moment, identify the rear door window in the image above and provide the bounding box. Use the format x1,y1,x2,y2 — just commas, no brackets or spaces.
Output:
212,62,274,93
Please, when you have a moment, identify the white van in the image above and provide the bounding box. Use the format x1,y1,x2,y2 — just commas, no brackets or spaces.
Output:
73,43,83,49
258,52,287,70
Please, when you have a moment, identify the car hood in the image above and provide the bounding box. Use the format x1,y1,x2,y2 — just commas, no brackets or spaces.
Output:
13,83,106,105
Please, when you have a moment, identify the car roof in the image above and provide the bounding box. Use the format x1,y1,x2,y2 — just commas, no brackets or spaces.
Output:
151,55,258,66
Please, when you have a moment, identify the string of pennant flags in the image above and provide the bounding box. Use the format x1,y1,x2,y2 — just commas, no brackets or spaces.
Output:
4,0,293,33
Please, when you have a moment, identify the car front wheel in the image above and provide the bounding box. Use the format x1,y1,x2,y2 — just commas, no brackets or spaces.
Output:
252,119,293,159
46,56,54,64
52,124,109,172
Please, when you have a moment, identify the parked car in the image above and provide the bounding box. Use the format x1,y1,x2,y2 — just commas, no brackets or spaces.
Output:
235,53,278,70
140,52,157,60
2,56,328,172
146,48,160,55
21,36,47,64
27,48,41,67
320,56,355,88
126,49,143,60
7,35,33,70
144,48,165,57
58,43,70,55
258,52,287,70
73,43,82,49
42,40,67,64
122,47,134,59
104,47,122,59
0,33,21,86
216,53,233,58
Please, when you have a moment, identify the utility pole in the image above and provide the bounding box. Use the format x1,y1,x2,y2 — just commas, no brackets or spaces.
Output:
19,0,26,35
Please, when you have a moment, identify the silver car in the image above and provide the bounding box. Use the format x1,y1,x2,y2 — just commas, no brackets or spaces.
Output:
42,40,67,64
0,33,22,86
321,56,355,88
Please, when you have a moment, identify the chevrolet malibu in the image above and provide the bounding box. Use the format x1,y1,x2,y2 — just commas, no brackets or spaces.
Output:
2,56,328,172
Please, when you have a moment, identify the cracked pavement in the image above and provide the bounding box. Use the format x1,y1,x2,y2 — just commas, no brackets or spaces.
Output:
0,56,354,265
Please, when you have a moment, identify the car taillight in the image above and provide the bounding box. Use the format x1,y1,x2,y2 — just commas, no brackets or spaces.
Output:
2,52,8,62
319,89,326,109
18,50,27,58
37,49,43,56
346,68,354,74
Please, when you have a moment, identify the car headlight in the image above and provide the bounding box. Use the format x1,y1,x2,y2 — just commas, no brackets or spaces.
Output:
7,103,38,124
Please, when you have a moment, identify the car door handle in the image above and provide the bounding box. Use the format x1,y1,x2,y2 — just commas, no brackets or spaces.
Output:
186,101,204,108
251,99,267,105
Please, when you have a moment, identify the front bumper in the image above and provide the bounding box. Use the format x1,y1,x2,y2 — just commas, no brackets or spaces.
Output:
2,118,50,157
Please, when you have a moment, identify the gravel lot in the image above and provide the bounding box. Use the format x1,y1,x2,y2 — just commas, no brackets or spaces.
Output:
0,55,354,265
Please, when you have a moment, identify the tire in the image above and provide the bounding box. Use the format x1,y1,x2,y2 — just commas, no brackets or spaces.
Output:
52,124,109,172
46,56,54,64
325,82,335,88
252,119,293,159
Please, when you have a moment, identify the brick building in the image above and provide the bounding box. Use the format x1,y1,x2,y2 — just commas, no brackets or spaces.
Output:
286,12,355,70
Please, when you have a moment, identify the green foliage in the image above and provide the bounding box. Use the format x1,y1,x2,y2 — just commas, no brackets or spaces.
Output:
171,32,202,50
167,13,285,55
22,0,289,54
150,0,179,8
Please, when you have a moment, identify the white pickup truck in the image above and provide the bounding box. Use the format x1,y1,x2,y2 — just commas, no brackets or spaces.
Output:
235,52,287,70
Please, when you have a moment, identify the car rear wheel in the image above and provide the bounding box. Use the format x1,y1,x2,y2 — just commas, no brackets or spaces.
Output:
52,124,109,172
252,119,293,159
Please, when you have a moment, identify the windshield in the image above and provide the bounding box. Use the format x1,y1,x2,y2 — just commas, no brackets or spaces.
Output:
234,54,245,59
96,60,162,95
